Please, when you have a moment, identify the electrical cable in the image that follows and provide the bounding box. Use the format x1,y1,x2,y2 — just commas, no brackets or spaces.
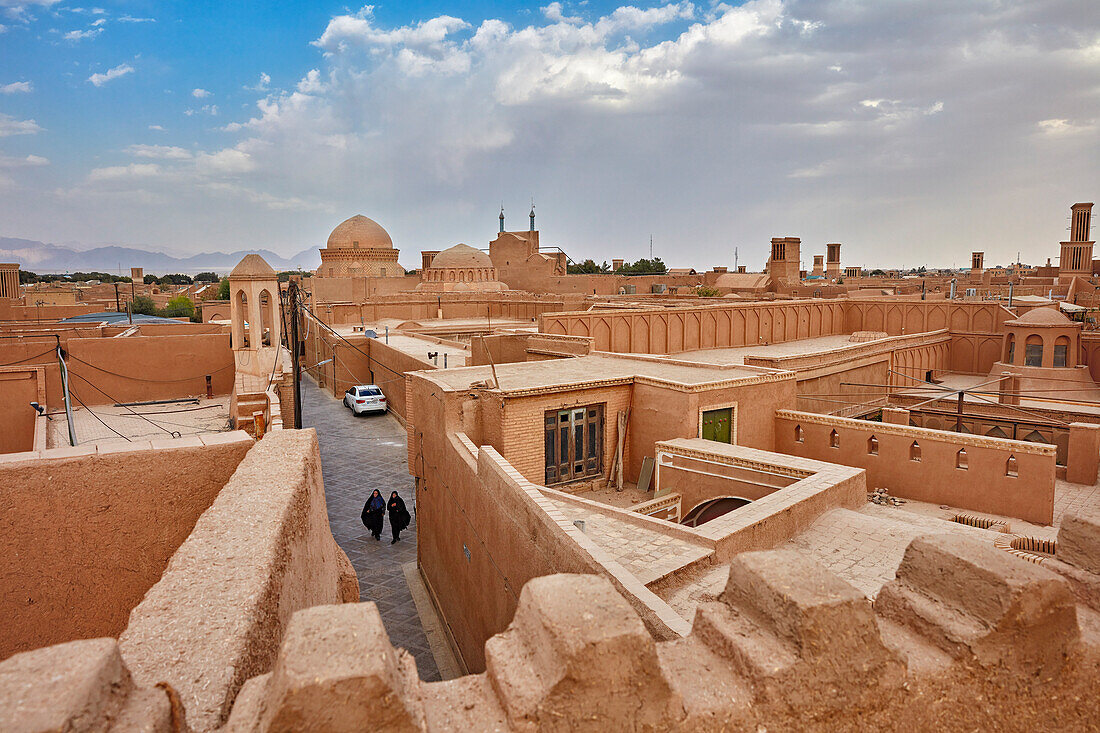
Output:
67,391,132,442
65,353,233,383
67,371,181,437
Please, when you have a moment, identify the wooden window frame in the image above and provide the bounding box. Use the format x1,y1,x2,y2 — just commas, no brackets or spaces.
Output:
544,403,605,486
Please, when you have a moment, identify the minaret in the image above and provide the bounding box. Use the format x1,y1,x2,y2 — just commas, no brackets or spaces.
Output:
499,205,505,233
529,202,536,231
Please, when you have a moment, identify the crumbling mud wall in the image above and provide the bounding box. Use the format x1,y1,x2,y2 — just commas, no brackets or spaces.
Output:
117,429,359,732
0,432,254,660
221,514,1100,732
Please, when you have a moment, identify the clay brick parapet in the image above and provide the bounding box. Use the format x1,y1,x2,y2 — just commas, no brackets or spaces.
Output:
776,409,1056,524
0,638,175,732
118,429,359,732
0,432,254,661
224,531,1100,730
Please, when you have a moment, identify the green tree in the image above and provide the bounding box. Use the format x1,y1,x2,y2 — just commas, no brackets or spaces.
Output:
616,257,667,275
144,274,158,284
216,277,231,300
19,270,37,284
131,295,158,315
870,268,886,277
158,273,193,285
163,295,195,319
695,285,721,297
194,271,220,282
567,259,611,274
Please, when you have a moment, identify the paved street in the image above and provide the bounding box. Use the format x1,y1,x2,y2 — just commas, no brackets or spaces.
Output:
300,375,440,681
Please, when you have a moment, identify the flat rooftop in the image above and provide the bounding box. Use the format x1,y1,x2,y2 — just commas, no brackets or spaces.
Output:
424,353,783,393
676,333,879,365
47,396,231,448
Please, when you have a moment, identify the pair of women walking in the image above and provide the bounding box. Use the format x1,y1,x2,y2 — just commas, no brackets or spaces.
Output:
362,490,410,544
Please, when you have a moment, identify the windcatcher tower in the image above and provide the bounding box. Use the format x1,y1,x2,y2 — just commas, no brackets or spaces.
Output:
1059,203,1094,283
969,252,984,283
768,237,801,284
826,243,841,278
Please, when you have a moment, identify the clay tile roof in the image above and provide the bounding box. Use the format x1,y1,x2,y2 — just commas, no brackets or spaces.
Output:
1006,307,1074,327
430,243,492,269
229,253,277,279
326,214,393,250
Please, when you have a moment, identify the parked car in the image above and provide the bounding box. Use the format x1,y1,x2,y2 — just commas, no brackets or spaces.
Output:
343,384,387,415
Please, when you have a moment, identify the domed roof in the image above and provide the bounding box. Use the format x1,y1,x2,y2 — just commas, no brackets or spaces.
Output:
1006,307,1075,327
430,243,492,269
229,253,276,279
326,215,393,250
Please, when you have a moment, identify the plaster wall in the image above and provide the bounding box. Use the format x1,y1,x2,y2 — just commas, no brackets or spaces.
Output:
0,433,254,661
408,377,688,672
118,429,358,732
0,367,42,453
540,301,848,354
775,410,1056,523
65,334,234,406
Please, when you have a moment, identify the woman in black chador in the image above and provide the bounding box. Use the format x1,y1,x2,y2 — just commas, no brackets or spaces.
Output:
361,489,386,541
388,491,411,544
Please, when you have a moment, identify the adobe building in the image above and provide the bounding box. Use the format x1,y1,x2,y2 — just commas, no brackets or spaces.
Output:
416,243,507,292
990,306,1100,399
317,214,404,279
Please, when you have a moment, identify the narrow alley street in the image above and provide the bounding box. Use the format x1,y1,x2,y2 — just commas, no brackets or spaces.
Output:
300,375,441,681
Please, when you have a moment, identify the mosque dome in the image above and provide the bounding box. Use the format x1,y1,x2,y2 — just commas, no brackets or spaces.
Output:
326,215,393,250
1006,307,1074,327
430,243,492,269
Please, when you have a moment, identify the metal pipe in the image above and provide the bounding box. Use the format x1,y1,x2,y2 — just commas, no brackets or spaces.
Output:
56,344,77,446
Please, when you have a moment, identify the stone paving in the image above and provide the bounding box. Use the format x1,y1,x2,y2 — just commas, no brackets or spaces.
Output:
300,375,440,681
541,496,712,585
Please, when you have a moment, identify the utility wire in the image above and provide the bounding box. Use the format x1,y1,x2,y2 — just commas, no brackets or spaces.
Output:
67,371,181,437
67,391,132,442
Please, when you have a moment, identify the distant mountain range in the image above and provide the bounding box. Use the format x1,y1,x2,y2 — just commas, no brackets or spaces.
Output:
0,237,321,275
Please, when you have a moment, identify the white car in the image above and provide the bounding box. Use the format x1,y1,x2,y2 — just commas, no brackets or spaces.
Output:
343,384,387,415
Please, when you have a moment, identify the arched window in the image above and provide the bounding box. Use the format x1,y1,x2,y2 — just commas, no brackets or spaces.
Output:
795,424,804,443
259,289,273,346
868,435,878,455
1005,333,1015,364
1024,334,1043,367
1006,454,1018,477
956,448,968,469
909,441,921,462
234,289,249,349
829,429,840,448
1054,335,1070,367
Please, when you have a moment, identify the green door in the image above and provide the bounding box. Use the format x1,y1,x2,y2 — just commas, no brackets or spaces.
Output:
701,408,732,443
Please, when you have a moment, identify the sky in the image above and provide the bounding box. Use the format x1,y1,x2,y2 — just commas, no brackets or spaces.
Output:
0,0,1098,271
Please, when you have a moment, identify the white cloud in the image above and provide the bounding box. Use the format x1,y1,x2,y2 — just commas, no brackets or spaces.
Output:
184,104,218,116
196,148,255,174
8,0,1099,265
0,153,49,166
87,162,162,181
1,80,32,93
296,69,324,93
192,88,211,98
1037,118,1097,137
147,124,166,131
63,26,102,40
1,0,59,21
126,144,192,160
118,15,154,23
0,112,42,136
246,72,271,92
87,63,133,86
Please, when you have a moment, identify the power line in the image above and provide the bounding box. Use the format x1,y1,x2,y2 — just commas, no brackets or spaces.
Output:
67,371,181,437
